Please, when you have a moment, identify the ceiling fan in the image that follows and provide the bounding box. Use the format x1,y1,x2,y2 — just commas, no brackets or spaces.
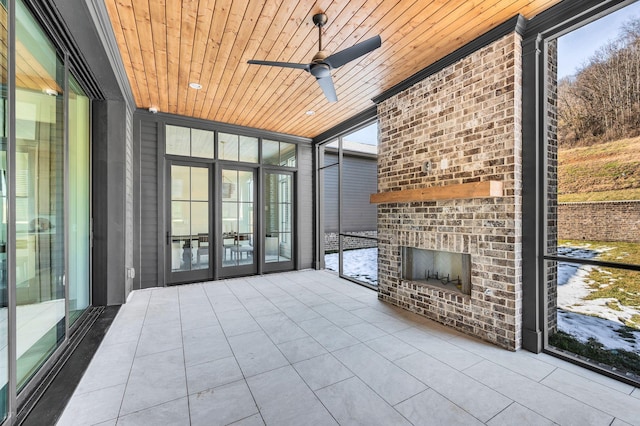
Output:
247,13,381,102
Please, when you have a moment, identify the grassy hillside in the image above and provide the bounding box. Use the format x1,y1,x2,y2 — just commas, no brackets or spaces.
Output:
558,136,640,202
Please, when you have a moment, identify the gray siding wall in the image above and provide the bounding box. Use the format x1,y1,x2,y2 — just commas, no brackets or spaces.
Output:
297,143,314,269
92,99,127,305
139,120,159,288
125,105,134,296
323,152,377,233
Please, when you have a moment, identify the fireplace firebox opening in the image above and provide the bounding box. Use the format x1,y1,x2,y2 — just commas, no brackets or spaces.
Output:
401,246,471,295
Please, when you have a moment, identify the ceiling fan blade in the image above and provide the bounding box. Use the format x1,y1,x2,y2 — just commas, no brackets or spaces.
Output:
247,59,310,71
324,35,381,69
316,76,337,102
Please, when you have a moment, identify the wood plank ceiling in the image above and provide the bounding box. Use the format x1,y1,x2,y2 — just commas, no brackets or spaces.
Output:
104,0,561,138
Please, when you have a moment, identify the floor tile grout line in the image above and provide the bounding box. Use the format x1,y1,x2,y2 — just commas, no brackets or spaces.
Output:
516,350,636,395
228,275,358,365
445,335,571,385
391,351,515,422
538,365,558,383
231,274,403,423
114,290,152,421
535,369,636,422
459,358,617,423
176,284,193,426
201,281,267,426
114,395,189,422
327,342,429,409
483,400,517,425
391,386,489,426
241,277,364,425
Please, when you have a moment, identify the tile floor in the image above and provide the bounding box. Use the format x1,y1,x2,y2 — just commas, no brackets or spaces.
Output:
57,270,640,426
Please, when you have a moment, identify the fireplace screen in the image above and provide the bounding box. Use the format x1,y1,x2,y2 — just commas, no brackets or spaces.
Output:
401,246,471,295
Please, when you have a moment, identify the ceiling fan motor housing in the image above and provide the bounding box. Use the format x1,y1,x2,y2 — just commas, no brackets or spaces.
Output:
310,63,331,78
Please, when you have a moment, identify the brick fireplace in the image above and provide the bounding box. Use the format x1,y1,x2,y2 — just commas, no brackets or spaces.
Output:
375,31,523,350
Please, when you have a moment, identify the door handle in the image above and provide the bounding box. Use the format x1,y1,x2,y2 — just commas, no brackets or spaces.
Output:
166,231,170,245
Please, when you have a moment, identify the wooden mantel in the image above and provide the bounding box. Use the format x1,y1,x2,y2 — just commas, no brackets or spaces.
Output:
370,181,503,204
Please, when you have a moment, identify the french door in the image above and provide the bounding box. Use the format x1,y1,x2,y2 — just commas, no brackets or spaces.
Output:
219,167,258,276
166,161,212,284
263,171,294,272
166,163,294,282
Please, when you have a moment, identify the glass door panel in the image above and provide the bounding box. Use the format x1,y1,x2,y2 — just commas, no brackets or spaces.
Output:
15,0,66,390
168,163,211,283
221,168,256,273
68,75,91,326
264,172,293,269
0,0,7,418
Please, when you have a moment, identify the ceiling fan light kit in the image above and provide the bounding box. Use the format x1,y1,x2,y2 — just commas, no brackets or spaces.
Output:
248,13,381,102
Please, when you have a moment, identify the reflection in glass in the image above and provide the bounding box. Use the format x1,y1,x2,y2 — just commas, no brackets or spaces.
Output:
166,125,213,159
219,133,239,161
280,143,296,167
68,76,91,325
262,140,296,167
191,167,208,201
239,136,258,163
262,140,280,165
0,0,7,417
221,169,254,267
166,125,190,156
219,133,258,163
171,166,190,200
323,140,339,167
15,0,66,390
170,165,209,272
264,173,292,263
190,129,214,159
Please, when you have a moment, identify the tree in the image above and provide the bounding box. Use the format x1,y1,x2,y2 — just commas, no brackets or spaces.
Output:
557,18,640,147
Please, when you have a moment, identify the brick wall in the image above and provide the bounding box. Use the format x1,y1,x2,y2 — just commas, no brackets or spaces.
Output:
559,201,640,242
324,231,378,252
377,33,523,350
547,39,559,334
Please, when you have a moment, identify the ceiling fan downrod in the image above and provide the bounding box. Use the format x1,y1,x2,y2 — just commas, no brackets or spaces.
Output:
313,13,327,51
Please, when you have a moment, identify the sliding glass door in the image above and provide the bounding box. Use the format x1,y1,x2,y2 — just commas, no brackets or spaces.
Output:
68,76,91,325
0,0,7,418
0,0,93,414
15,0,67,390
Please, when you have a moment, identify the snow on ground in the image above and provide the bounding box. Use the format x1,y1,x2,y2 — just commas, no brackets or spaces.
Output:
558,310,640,353
557,245,640,354
324,248,378,286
